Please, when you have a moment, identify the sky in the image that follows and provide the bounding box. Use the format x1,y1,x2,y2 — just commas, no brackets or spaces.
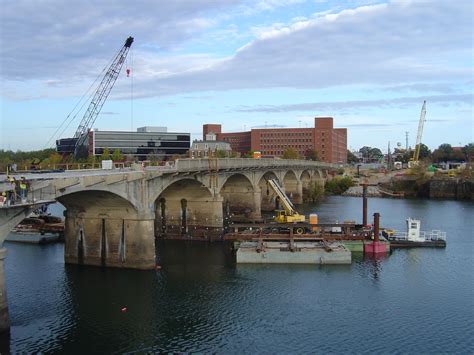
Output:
0,0,473,153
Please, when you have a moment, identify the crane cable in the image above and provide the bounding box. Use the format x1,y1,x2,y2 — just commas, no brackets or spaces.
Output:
45,45,123,149
130,46,134,131
128,46,134,157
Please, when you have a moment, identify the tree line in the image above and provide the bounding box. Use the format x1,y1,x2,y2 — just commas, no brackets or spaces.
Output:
347,143,473,164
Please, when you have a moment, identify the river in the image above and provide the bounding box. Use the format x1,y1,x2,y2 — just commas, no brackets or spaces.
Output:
1,197,473,353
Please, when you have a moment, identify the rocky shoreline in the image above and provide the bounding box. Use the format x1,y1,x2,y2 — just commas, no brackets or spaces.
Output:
341,177,473,200
342,186,382,197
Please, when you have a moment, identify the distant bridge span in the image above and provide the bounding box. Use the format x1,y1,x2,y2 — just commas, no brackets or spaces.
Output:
2,158,338,270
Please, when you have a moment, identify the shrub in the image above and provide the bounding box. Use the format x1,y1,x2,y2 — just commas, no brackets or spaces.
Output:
307,181,325,202
325,176,354,195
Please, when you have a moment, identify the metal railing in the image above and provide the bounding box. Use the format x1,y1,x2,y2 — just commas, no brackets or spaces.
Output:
173,158,337,172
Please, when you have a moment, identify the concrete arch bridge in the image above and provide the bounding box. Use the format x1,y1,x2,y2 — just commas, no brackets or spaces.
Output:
4,159,337,270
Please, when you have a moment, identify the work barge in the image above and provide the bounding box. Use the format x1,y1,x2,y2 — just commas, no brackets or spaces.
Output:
224,183,446,265
224,219,387,265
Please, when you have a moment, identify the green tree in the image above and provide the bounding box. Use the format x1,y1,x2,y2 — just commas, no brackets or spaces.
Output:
451,149,465,162
49,152,63,165
242,150,255,158
462,143,474,162
307,181,324,202
215,149,228,158
347,150,358,164
305,149,319,161
99,148,111,161
432,143,453,163
369,147,383,161
418,143,431,160
325,176,354,195
282,147,299,160
111,148,124,162
359,146,371,161
0,148,57,171
87,154,97,168
359,146,382,162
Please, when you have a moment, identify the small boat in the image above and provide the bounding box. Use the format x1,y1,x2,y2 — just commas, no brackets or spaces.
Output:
383,218,446,248
6,214,64,244
378,187,405,198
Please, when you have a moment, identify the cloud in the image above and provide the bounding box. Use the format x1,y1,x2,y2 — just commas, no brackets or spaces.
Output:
0,0,241,81
345,123,393,128
380,83,457,94
125,0,472,99
1,0,472,102
234,94,473,113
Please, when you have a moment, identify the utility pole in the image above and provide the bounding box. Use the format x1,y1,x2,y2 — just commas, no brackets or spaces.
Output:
387,141,392,170
405,131,409,151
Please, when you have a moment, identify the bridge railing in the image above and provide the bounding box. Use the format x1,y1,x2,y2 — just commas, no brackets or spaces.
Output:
174,158,339,172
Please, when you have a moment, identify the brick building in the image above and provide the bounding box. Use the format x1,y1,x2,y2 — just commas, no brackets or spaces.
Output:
203,117,347,163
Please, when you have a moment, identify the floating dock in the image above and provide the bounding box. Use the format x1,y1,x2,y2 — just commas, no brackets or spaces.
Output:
236,240,351,264
383,218,446,248
5,231,62,244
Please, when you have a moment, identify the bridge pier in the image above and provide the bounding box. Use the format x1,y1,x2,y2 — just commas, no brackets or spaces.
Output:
64,210,155,270
251,188,262,219
293,181,303,204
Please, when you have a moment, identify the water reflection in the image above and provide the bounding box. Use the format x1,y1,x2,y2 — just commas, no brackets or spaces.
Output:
3,197,473,353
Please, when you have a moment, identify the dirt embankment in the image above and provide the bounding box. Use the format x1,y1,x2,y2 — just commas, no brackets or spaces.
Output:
343,169,474,200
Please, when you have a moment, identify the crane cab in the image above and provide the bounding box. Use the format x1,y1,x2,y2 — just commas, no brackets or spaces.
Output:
274,210,306,224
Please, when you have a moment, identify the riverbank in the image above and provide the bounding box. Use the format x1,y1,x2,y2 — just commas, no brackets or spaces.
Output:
338,168,474,200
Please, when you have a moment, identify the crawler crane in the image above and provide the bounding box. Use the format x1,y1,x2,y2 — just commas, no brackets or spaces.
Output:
408,101,427,168
267,179,306,224
56,36,134,159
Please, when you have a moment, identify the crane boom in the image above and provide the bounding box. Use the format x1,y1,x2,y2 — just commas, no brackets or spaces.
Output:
268,179,305,223
268,179,297,215
412,100,427,162
70,36,133,158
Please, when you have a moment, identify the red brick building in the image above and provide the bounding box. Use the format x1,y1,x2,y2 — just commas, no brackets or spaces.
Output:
203,117,347,163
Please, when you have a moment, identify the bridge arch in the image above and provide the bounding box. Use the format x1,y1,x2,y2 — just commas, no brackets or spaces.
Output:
258,171,280,212
220,173,259,219
300,170,311,189
283,170,300,203
57,190,138,217
155,178,222,239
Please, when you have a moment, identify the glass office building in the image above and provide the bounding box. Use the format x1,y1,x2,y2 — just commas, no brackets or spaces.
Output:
87,128,190,160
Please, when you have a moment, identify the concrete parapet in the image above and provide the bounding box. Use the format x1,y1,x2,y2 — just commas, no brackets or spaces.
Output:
175,158,337,172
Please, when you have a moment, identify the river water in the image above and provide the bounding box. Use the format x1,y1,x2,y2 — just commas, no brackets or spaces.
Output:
1,197,473,353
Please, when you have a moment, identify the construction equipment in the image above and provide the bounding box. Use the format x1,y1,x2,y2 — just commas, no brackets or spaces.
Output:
267,179,306,223
56,36,134,159
408,101,427,168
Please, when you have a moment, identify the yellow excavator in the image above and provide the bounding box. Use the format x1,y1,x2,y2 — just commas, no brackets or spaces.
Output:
267,179,306,223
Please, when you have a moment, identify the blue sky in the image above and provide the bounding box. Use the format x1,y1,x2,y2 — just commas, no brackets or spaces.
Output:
1,0,472,152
